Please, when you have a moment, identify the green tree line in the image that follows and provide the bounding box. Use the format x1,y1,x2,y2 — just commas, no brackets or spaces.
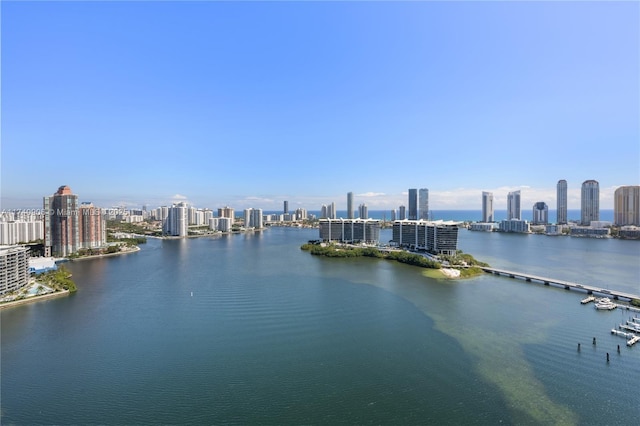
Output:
300,244,441,269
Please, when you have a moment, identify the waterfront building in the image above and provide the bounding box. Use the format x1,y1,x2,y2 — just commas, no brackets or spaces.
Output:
79,202,106,249
419,188,429,220
318,219,381,244
557,180,568,224
217,206,235,220
545,224,563,236
44,185,79,257
391,220,459,255
408,189,418,220
398,205,406,221
619,226,640,239
507,190,521,220
581,180,600,225
347,192,354,219
0,245,30,295
570,226,609,238
243,208,264,229
284,201,289,215
614,185,640,226
482,191,494,222
532,202,548,225
358,203,368,219
164,202,188,236
390,210,396,222
498,219,530,233
188,206,197,225
209,217,232,232
469,223,495,232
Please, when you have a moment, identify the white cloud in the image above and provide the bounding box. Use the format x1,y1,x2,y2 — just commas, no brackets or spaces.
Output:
356,192,386,197
171,194,188,200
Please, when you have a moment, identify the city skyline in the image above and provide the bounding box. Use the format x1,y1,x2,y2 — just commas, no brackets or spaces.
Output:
2,2,638,211
0,182,632,213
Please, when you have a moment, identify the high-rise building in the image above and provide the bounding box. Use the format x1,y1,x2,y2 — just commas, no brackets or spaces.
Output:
391,220,459,255
295,208,307,221
329,202,336,219
581,180,599,225
79,202,105,249
358,203,368,219
0,245,30,295
507,190,521,220
614,185,640,226
243,208,264,229
390,209,396,221
398,205,406,220
556,180,568,224
44,185,79,257
284,201,289,215
217,206,235,220
482,191,494,222
419,188,429,220
164,202,188,236
347,192,354,219
319,219,381,244
0,219,44,245
532,202,549,225
408,189,418,220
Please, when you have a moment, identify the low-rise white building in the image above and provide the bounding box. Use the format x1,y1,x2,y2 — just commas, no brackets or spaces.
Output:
498,219,530,233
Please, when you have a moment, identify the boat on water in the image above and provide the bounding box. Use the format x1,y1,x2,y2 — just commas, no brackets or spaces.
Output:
594,297,617,311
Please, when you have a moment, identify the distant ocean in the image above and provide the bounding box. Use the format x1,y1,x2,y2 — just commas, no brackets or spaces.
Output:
272,209,615,223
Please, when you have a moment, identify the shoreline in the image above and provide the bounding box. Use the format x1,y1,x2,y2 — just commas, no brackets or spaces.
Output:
0,289,70,310
69,246,141,262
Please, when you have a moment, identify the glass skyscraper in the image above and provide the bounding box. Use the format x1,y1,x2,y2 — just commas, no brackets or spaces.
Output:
482,191,494,222
347,192,354,219
581,180,599,225
507,190,521,220
408,189,418,220
556,180,567,224
419,188,429,220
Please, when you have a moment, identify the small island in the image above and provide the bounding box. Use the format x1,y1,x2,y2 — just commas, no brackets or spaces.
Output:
300,242,488,279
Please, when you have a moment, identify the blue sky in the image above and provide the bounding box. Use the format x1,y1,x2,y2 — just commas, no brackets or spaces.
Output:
2,1,638,211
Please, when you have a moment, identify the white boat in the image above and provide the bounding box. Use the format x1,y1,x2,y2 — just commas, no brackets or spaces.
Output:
594,298,617,310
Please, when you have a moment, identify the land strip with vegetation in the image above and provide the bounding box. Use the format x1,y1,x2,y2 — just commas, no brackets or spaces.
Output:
300,243,488,278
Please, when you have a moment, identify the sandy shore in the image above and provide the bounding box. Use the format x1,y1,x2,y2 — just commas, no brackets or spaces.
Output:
0,290,70,310
440,268,461,278
69,246,140,262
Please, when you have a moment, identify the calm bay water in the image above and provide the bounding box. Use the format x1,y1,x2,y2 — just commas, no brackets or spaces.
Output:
2,227,639,424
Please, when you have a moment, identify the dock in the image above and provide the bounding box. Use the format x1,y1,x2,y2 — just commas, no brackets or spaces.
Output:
480,267,640,302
